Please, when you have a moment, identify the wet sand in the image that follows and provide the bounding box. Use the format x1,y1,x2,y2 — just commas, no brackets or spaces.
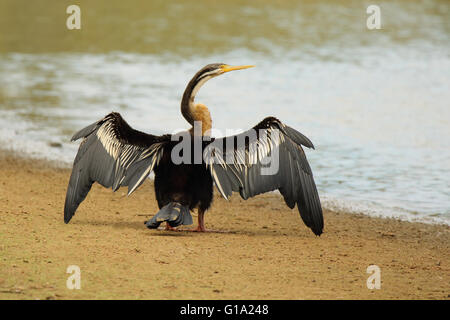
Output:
0,152,449,299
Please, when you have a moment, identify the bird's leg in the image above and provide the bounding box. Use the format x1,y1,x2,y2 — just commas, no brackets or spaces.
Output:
180,209,228,233
164,222,178,231
194,208,207,232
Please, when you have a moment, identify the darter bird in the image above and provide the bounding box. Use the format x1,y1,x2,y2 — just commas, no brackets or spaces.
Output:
64,63,324,235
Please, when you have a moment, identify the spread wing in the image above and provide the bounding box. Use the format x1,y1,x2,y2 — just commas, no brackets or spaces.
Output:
204,117,323,235
64,112,169,223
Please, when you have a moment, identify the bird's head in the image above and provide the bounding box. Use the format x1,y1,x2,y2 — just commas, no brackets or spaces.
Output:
188,63,255,98
195,63,255,79
185,63,254,101
181,63,254,129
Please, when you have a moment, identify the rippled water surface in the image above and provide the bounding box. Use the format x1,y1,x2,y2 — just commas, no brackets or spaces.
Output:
0,0,449,223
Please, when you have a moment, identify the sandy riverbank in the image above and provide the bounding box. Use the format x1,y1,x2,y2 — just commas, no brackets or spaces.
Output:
0,152,448,299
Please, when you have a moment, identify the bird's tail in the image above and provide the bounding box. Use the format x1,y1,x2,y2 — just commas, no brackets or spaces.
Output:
145,202,193,229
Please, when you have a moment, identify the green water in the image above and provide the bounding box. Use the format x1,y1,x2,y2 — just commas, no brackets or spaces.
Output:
1,0,447,55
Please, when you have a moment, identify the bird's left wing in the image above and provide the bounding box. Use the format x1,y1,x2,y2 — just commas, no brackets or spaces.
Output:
64,112,169,223
203,117,323,235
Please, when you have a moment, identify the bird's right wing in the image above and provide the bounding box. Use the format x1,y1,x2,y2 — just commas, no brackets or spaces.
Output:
64,112,169,223
203,117,323,235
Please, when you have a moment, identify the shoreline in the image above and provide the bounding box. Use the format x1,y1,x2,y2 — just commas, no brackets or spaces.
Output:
2,147,448,227
0,151,449,299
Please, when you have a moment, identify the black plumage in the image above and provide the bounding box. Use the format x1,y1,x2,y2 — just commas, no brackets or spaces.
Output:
204,117,323,235
64,63,324,235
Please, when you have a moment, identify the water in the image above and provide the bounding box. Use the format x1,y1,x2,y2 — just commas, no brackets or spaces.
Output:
0,0,449,224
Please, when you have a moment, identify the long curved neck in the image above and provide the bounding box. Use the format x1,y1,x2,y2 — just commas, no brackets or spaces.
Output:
181,74,212,136
181,75,196,124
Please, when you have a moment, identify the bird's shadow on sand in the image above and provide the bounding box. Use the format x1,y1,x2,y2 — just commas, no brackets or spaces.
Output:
71,214,307,237
72,219,145,230
146,227,240,237
71,219,242,236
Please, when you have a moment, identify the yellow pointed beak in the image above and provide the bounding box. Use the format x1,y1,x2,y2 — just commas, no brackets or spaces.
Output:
220,64,255,73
